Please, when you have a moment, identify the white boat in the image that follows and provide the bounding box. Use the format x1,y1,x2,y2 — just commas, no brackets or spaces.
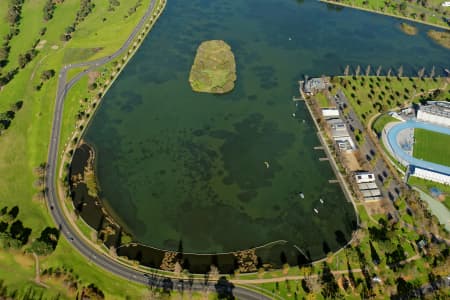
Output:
319,198,324,204
292,112,296,117
288,37,292,41
314,208,319,214
264,161,270,168
299,192,305,199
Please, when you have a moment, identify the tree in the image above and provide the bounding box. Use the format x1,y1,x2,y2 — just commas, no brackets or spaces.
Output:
18,54,27,68
344,65,349,76
430,65,435,79
365,65,371,76
29,240,53,255
398,65,403,77
40,69,55,81
399,2,407,12
320,262,340,299
376,65,382,76
418,67,425,79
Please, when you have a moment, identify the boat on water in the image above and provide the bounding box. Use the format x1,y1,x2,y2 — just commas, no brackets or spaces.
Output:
314,208,319,214
319,198,324,204
299,192,304,199
264,161,270,168
292,112,296,117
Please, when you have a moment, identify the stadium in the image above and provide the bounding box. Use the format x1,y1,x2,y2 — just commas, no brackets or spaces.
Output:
383,101,450,185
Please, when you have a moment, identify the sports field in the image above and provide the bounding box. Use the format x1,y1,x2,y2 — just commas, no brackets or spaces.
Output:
413,128,450,167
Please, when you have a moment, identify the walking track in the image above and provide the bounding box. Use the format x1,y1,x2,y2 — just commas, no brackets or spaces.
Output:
45,1,270,298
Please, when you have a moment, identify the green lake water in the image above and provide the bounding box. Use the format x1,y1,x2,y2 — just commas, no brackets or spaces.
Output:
84,0,449,257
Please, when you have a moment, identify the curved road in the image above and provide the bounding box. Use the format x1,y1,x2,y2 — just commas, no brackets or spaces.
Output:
45,1,270,299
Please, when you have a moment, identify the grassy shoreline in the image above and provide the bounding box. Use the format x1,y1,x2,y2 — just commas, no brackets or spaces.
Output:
319,0,450,30
0,0,172,298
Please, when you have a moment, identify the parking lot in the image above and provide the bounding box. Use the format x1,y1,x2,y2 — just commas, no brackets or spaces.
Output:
334,90,405,206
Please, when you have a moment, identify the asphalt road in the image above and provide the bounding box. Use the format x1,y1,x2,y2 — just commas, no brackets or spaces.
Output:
45,1,271,299
335,90,404,204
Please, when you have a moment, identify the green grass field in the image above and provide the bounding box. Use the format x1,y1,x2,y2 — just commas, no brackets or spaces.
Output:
323,0,450,29
0,0,167,298
408,176,450,210
413,128,450,167
314,92,331,108
334,76,449,125
372,114,399,135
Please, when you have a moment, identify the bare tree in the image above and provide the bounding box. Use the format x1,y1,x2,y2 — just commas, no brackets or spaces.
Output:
365,65,371,76
344,65,350,76
398,65,403,77
376,66,382,77
355,65,361,76
430,65,435,78
418,67,425,79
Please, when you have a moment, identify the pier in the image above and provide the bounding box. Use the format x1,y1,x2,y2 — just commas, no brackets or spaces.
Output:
319,157,329,161
314,146,324,150
300,80,359,210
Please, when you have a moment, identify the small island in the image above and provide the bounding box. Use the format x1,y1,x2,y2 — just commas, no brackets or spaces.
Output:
189,40,236,94
427,30,450,50
399,22,418,36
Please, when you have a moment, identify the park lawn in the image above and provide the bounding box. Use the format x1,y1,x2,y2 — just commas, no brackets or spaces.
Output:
336,76,447,126
6,0,48,72
0,1,10,46
413,128,450,167
68,0,150,60
40,239,149,299
325,0,450,28
0,0,164,298
314,92,330,108
41,0,80,48
372,114,399,135
0,248,78,299
408,176,450,209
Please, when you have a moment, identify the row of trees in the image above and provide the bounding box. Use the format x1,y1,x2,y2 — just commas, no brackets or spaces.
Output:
60,0,95,41
108,0,120,12
43,0,65,21
0,205,59,256
343,64,436,80
0,100,22,134
0,0,25,67
35,69,55,90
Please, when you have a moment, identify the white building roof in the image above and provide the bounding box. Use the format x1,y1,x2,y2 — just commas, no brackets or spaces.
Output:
355,172,375,183
322,109,340,118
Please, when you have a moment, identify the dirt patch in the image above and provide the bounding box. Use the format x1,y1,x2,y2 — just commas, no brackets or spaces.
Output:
35,40,47,50
51,45,59,50
13,253,34,268
365,200,390,217
88,71,100,85
341,151,361,172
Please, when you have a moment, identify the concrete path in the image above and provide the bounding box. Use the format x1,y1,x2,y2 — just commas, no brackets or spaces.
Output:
414,187,450,231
